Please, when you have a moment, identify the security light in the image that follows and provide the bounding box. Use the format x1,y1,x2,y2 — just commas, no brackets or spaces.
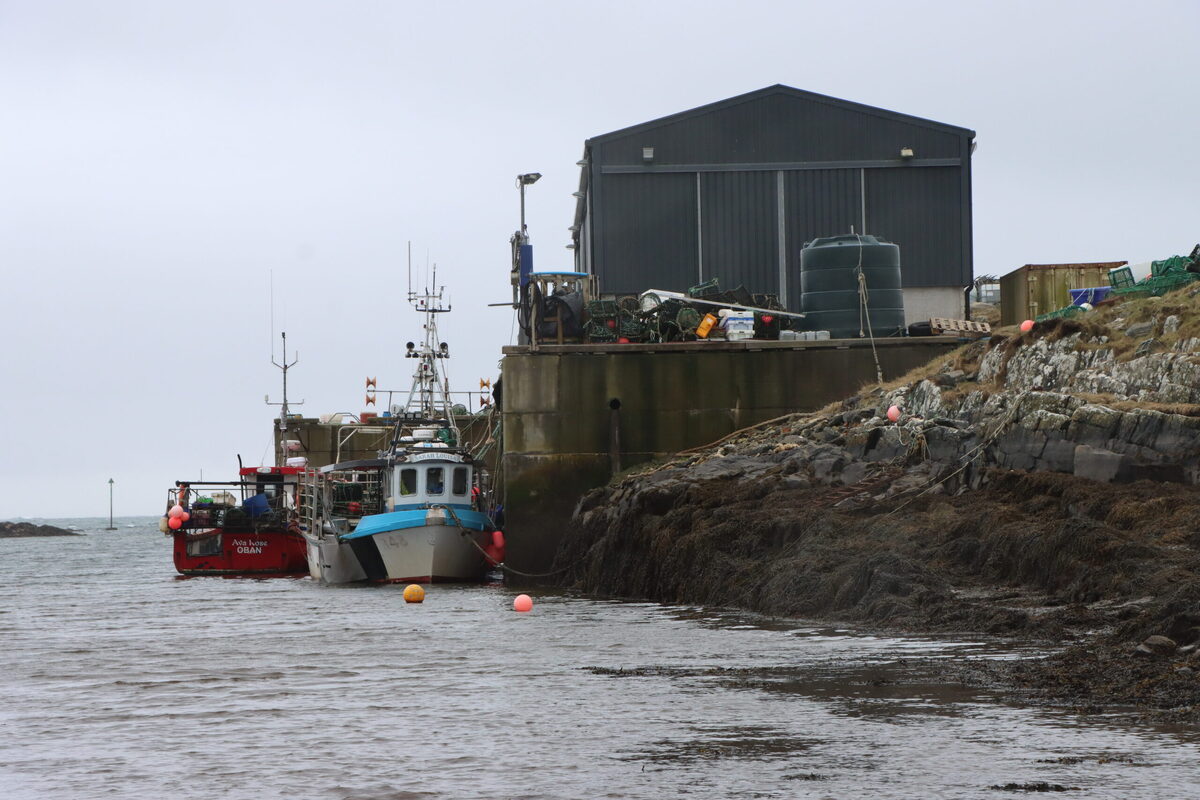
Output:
900,147,914,159
518,172,542,185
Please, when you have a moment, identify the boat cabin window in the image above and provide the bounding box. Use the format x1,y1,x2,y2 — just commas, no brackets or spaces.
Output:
427,467,444,496
399,468,417,496
186,534,222,557
257,474,284,507
452,467,468,496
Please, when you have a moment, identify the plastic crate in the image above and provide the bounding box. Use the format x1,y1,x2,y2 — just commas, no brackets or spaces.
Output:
687,278,721,298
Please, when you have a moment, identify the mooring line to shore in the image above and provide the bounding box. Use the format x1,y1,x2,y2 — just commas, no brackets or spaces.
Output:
438,503,582,579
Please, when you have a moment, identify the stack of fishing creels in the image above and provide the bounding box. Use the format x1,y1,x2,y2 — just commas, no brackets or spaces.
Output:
579,277,790,344
1111,248,1200,300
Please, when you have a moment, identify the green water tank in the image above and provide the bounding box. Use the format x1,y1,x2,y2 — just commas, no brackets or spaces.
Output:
800,234,906,339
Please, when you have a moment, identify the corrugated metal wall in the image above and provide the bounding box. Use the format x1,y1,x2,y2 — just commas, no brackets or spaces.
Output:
784,168,862,311
864,166,963,288
585,88,973,305
699,171,777,293
597,172,697,295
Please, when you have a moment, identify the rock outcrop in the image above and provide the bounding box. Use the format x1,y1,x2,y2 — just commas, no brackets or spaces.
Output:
550,285,1200,718
0,521,80,537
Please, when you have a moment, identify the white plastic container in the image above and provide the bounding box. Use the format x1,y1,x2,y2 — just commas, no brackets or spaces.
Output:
285,456,308,468
723,314,755,341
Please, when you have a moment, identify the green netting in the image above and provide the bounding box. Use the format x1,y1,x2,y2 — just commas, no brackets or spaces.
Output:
1151,255,1192,276
1113,271,1200,298
585,299,620,318
1035,304,1085,323
584,321,617,342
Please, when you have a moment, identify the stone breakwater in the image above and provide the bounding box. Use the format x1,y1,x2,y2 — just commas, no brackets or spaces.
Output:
552,288,1200,718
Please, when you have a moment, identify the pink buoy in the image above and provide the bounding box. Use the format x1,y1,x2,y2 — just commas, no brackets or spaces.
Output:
180,511,190,522
887,405,901,423
1020,319,1035,333
513,594,533,613
169,504,184,519
168,516,183,530
492,530,505,549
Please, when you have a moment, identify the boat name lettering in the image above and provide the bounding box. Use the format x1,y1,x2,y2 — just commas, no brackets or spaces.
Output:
231,538,269,554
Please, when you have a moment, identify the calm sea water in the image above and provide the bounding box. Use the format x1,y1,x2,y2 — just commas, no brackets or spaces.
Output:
1,517,1196,799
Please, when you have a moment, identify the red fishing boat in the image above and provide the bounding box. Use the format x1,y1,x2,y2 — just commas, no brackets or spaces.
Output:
162,465,310,576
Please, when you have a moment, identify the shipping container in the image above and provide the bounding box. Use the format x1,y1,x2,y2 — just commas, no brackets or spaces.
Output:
999,262,1127,326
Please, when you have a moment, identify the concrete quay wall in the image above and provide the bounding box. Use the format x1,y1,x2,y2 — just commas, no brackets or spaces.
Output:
499,338,960,578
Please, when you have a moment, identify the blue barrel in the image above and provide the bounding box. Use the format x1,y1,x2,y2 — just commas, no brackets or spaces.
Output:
800,234,905,339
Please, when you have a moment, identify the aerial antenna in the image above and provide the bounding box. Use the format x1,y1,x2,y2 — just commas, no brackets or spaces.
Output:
407,240,412,297
266,332,304,466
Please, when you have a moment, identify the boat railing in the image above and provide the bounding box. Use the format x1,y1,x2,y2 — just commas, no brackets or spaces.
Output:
298,470,322,538
166,479,307,535
325,468,386,518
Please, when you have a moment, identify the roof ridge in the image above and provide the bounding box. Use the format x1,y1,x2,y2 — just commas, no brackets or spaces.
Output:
586,84,975,144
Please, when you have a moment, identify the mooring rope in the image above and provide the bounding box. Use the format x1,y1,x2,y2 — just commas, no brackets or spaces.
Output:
854,234,885,386
434,503,580,578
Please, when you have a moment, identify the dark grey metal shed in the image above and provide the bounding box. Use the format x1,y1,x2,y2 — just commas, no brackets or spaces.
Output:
570,85,976,317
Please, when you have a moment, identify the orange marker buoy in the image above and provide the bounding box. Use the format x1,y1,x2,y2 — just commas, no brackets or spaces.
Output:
513,594,533,613
168,516,183,530
887,405,901,423
403,584,425,604
1020,319,1035,333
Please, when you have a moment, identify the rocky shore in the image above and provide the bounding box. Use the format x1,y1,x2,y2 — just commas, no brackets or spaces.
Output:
552,285,1200,721
0,521,81,537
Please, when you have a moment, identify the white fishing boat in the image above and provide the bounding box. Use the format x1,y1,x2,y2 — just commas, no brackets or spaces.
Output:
301,269,498,584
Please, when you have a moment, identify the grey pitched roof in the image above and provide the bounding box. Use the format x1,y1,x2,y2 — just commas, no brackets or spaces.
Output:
586,84,976,144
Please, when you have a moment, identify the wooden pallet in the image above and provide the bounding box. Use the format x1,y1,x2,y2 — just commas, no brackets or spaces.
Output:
930,317,991,337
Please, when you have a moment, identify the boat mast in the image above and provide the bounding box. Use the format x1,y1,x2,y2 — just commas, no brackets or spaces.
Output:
401,247,456,437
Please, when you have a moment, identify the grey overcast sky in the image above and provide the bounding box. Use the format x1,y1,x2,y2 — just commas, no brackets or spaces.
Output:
2,0,1197,518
